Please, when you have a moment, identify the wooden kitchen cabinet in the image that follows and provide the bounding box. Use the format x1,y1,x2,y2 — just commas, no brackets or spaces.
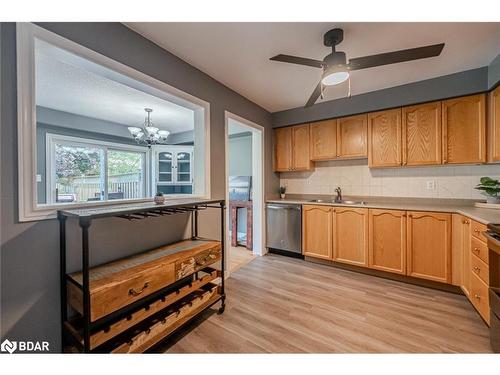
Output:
442,94,486,164
488,85,500,162
333,207,369,266
407,211,451,283
452,215,471,294
336,114,368,159
368,209,406,275
368,109,402,167
273,124,312,172
310,119,337,160
302,205,333,260
273,127,292,172
402,101,442,166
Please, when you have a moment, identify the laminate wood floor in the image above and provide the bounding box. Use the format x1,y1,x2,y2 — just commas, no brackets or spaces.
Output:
157,254,492,353
228,246,256,274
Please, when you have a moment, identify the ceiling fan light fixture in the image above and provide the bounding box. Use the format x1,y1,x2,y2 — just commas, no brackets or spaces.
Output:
321,70,349,86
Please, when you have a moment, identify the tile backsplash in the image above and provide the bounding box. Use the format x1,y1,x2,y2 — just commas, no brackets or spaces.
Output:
280,159,500,200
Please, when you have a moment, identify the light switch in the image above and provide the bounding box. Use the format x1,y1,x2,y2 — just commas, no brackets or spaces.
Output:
36,174,42,182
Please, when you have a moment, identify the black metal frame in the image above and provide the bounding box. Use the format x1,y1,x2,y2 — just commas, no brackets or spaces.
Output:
58,199,225,353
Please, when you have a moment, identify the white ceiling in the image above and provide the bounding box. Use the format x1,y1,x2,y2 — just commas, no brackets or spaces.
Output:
125,22,500,112
35,39,195,133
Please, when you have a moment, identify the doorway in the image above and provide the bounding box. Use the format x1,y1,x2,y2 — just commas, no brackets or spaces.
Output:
224,112,265,274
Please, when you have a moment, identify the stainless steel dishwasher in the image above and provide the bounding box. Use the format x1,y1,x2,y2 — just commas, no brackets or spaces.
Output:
266,203,302,257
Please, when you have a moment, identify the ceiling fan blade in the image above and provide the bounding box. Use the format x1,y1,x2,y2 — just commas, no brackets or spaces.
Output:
305,81,322,107
348,43,445,70
270,54,324,68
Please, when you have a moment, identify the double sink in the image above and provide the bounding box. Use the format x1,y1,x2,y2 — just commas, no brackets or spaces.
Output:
308,199,367,205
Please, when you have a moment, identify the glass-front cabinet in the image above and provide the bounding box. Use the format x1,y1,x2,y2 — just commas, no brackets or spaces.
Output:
152,145,194,195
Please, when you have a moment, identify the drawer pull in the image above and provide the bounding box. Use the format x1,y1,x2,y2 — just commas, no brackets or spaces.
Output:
473,248,480,253
474,229,480,233
128,282,149,297
474,294,481,300
473,266,480,273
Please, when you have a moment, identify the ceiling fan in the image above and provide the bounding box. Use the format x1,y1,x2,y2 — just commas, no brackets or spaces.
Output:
270,28,445,107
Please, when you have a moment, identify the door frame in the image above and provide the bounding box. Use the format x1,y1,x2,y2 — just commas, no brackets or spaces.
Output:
224,111,266,276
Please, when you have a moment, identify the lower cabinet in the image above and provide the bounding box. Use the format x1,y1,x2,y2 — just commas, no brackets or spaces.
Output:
302,205,333,260
368,209,406,275
333,208,369,266
406,211,452,283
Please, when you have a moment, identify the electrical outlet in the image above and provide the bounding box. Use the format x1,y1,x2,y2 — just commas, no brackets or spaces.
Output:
36,174,42,182
426,180,436,190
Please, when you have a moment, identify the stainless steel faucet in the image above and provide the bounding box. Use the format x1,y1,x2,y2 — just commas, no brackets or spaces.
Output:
334,186,342,203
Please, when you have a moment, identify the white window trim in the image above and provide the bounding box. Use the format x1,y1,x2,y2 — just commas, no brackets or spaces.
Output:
45,133,150,205
17,22,211,221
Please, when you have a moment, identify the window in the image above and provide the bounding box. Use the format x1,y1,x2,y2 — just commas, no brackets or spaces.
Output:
17,23,210,221
47,134,148,204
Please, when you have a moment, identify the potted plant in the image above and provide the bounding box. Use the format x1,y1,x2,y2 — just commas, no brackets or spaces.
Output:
279,186,286,199
154,191,166,205
475,177,500,204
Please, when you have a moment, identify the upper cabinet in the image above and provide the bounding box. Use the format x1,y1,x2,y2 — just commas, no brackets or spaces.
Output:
273,127,292,172
274,92,492,172
442,94,486,164
310,119,337,160
337,114,368,158
368,109,402,167
402,101,442,166
273,124,313,172
291,124,313,170
488,86,500,163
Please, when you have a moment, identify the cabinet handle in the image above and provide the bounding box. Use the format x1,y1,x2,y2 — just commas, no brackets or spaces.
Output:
462,219,470,224
129,282,149,297
473,247,480,253
474,228,480,233
473,266,480,273
474,294,481,300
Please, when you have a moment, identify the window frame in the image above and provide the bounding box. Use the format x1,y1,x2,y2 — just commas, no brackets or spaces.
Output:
45,133,150,205
17,23,211,221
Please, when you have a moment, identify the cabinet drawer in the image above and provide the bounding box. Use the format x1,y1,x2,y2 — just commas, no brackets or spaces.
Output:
175,246,221,279
470,252,489,285
67,240,221,321
471,220,488,242
471,236,489,264
470,273,490,324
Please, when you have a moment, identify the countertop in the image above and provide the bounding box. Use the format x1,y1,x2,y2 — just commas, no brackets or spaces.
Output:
266,195,500,225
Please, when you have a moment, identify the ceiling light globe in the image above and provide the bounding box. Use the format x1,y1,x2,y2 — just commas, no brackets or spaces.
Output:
158,130,170,138
128,127,142,135
321,71,349,86
146,126,159,135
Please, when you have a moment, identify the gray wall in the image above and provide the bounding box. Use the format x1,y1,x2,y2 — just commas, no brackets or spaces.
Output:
272,67,489,127
228,134,252,177
0,22,279,352
488,53,500,89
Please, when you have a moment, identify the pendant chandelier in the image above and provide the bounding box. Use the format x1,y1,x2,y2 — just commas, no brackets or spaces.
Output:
127,108,170,147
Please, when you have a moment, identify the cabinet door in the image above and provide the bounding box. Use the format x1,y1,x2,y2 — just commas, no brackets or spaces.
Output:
333,208,368,266
368,209,406,274
310,119,337,160
402,102,442,166
442,94,486,164
291,124,312,170
274,127,292,172
452,214,471,292
337,114,367,158
407,211,451,283
488,86,500,162
368,109,402,167
302,205,333,259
